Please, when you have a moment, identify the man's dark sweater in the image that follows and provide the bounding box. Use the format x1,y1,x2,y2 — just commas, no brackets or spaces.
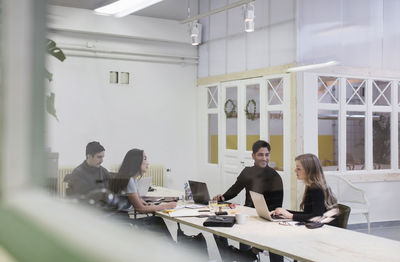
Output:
64,161,111,197
222,165,283,210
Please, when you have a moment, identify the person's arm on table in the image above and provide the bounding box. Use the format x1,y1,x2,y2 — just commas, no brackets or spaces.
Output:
128,193,176,213
272,188,325,221
213,170,246,202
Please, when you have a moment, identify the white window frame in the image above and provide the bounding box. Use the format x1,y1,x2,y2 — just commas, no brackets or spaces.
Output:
199,83,222,166
303,72,400,181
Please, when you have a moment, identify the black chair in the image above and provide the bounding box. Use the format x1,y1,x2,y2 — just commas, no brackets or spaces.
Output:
336,204,351,229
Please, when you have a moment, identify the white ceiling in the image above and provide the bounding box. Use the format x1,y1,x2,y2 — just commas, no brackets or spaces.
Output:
49,0,199,21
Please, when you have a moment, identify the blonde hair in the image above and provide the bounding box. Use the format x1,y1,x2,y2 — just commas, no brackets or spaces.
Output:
296,154,337,210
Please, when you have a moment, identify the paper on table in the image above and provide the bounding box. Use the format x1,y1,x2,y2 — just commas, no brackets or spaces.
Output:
168,208,200,217
185,204,206,209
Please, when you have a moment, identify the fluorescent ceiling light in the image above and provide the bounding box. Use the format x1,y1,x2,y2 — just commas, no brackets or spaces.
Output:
286,61,339,72
95,0,163,18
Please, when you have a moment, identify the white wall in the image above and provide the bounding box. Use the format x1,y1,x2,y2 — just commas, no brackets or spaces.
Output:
198,0,296,78
297,0,400,70
46,6,199,190
349,181,400,224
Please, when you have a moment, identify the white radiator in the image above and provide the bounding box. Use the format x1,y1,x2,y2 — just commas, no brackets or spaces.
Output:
104,164,165,186
111,164,165,187
58,167,74,197
58,164,165,197
143,164,164,187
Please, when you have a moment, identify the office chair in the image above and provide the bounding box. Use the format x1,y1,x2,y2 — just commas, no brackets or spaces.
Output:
336,204,351,229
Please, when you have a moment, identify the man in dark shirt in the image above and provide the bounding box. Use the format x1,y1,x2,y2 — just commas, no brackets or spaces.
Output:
64,141,111,198
214,140,283,209
213,140,283,262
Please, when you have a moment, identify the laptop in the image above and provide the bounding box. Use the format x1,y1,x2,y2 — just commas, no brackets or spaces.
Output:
188,180,211,205
137,177,153,197
249,191,290,222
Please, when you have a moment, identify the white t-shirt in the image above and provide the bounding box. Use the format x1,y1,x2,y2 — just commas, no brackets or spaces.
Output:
127,177,139,194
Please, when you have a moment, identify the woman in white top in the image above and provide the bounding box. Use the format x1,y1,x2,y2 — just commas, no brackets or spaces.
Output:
113,148,176,213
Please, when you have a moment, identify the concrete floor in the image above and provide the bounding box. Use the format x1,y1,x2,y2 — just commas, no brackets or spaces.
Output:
348,220,400,241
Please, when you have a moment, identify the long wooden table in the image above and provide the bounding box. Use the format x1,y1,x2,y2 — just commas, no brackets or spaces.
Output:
157,205,400,262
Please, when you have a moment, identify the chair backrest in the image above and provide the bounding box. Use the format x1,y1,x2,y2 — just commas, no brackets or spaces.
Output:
336,204,351,229
325,174,368,205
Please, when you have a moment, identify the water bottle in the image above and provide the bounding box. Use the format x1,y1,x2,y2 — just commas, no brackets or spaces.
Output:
184,182,192,201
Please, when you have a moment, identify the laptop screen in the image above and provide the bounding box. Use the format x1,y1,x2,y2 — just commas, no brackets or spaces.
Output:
188,180,210,205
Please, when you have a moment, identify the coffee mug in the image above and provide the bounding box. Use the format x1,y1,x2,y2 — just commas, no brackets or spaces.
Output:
235,213,247,224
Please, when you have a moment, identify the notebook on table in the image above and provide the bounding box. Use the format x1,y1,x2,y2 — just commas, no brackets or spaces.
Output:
141,196,179,202
249,191,290,222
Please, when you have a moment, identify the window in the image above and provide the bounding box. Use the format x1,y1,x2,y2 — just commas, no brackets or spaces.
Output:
207,86,219,164
266,78,285,171
315,75,400,173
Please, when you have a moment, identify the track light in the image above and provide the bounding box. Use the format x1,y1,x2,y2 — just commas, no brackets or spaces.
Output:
244,3,255,32
190,22,202,46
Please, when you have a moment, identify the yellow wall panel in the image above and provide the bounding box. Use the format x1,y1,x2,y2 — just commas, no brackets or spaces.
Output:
270,135,283,171
226,135,238,150
318,135,335,165
210,135,218,164
246,135,260,151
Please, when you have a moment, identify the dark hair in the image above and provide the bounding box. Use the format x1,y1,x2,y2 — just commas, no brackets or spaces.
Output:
110,149,144,194
295,154,337,210
86,141,105,157
252,140,271,154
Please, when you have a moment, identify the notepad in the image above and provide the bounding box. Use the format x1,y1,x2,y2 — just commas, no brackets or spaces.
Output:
167,209,200,217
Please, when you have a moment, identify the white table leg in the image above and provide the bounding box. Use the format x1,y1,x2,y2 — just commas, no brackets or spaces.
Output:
163,218,178,242
162,218,222,261
202,231,222,262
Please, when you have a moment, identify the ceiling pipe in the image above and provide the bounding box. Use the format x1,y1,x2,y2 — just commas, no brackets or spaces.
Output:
179,0,254,24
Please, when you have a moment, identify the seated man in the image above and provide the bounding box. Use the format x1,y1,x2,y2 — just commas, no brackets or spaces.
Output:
213,140,283,262
64,141,111,198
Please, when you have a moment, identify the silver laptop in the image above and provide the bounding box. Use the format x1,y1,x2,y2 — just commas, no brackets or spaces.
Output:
137,177,152,197
249,191,290,222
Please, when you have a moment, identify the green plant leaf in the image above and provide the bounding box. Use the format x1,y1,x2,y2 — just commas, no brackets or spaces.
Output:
46,92,59,121
47,39,66,62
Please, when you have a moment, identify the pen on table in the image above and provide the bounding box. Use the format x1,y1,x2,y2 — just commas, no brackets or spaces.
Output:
162,209,176,214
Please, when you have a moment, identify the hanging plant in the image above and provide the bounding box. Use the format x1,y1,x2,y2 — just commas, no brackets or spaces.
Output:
245,99,257,120
224,99,237,118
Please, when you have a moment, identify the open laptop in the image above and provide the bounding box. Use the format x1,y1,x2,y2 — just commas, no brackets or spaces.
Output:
137,177,153,197
249,191,290,222
188,180,210,205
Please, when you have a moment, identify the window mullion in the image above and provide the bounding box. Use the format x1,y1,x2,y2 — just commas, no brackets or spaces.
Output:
339,77,347,172
366,79,373,170
391,81,398,169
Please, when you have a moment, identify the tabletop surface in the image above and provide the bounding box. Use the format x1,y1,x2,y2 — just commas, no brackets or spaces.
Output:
157,205,400,262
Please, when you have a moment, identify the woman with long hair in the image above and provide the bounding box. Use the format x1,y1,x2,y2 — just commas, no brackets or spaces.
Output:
272,154,337,222
111,148,176,213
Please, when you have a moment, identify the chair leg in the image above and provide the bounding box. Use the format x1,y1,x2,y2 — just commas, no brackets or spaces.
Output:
364,212,370,234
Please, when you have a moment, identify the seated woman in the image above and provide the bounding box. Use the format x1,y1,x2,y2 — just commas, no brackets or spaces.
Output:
110,148,176,237
272,154,338,224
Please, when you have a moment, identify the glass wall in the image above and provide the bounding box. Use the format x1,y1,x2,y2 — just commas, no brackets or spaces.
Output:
225,86,238,150
318,110,338,171
246,84,260,151
373,112,391,169
346,112,365,170
268,111,283,171
208,114,218,164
